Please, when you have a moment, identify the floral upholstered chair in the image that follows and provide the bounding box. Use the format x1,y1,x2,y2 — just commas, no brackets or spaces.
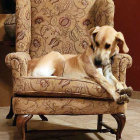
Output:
5,0,132,140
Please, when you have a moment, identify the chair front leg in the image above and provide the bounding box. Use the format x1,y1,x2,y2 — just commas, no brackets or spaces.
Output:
112,113,126,140
13,114,18,126
16,115,33,140
97,114,103,132
6,96,14,119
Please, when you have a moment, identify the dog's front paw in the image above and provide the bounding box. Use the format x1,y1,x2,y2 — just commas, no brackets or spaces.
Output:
120,87,133,97
117,94,129,104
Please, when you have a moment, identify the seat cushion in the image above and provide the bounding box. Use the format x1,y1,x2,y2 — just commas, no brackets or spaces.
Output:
13,76,113,99
13,97,126,115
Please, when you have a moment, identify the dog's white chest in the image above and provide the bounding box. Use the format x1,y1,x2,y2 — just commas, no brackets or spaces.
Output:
97,68,103,75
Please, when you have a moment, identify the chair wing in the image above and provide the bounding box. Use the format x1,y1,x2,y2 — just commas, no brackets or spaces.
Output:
15,0,115,58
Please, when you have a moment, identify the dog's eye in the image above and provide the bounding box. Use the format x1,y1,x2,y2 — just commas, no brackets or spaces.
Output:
90,44,94,50
105,43,110,49
95,41,99,47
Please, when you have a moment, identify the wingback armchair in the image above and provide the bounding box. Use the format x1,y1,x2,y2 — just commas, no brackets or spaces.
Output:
5,0,132,140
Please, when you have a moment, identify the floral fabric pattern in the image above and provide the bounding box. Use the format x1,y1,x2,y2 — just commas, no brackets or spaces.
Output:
112,53,132,83
30,0,95,57
93,0,114,26
13,97,126,115
13,76,111,99
16,0,31,53
15,0,115,57
5,0,132,115
5,52,31,77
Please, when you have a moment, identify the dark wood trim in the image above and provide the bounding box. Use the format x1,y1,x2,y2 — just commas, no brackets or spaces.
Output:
97,114,103,132
39,115,48,121
0,41,15,47
16,115,33,140
100,122,116,134
15,113,126,140
6,96,14,119
13,114,17,126
112,113,126,140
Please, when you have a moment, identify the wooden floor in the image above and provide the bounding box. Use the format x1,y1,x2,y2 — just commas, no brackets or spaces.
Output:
0,99,140,140
132,91,140,99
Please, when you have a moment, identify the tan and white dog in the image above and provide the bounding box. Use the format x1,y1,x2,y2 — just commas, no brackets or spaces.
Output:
28,26,132,104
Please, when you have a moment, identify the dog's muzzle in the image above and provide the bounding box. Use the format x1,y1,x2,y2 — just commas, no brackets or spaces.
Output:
94,58,102,67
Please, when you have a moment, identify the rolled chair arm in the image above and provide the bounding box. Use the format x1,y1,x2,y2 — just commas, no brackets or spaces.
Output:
112,53,132,83
5,52,31,77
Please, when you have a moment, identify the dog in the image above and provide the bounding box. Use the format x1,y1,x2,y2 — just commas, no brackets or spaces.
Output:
28,25,133,104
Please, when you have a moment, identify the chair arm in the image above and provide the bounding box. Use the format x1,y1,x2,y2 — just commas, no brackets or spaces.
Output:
93,0,115,26
112,53,132,83
5,52,31,77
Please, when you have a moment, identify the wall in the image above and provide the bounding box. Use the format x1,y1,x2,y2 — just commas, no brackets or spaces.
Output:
0,0,15,13
114,0,140,91
0,44,13,107
0,14,9,40
0,14,14,106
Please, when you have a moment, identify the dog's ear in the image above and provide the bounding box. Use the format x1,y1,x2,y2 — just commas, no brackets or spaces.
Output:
116,32,129,53
111,45,120,57
89,26,100,35
89,26,100,42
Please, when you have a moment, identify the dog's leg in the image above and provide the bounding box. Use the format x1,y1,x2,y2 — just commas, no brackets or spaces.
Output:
103,64,124,90
31,52,65,77
103,64,133,97
84,62,119,101
84,61,128,104
97,68,104,76
53,59,65,76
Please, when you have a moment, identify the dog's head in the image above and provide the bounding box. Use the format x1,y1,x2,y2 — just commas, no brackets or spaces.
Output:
89,25,129,67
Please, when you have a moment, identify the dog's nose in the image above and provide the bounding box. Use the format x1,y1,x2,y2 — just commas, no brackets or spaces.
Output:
94,58,102,67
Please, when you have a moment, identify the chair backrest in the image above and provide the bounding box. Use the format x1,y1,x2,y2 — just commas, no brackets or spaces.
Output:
16,0,114,58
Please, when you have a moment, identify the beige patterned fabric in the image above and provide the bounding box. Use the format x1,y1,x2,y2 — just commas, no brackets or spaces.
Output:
112,53,132,83
16,0,31,53
5,53,132,100
5,52,132,83
13,97,126,115
30,0,114,58
5,52,31,77
13,76,111,99
30,0,95,57
93,0,114,26
5,0,132,115
15,0,115,57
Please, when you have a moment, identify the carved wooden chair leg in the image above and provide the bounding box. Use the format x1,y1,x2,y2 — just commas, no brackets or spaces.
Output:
13,115,18,126
16,115,33,140
13,114,47,126
6,96,14,119
97,114,103,132
112,113,126,140
39,115,48,121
